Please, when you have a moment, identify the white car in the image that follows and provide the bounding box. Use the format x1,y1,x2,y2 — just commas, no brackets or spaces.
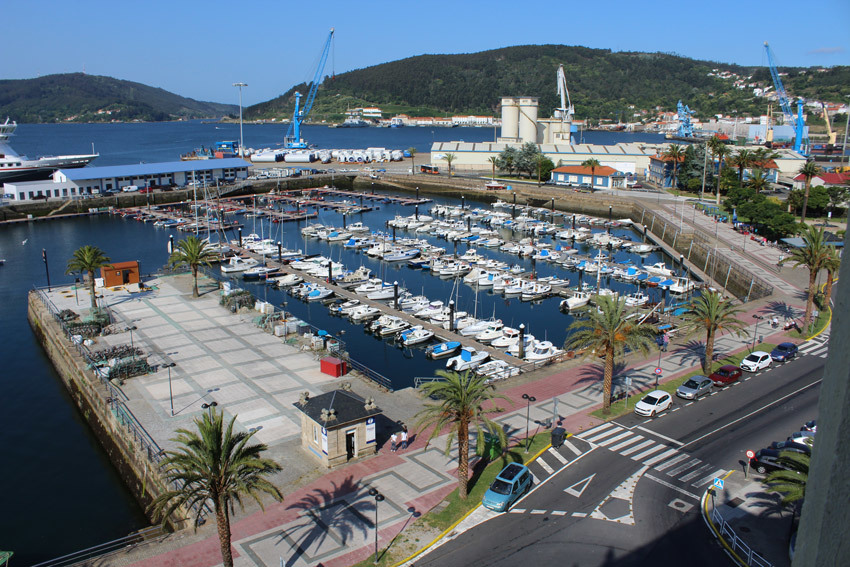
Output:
634,391,672,417
740,351,772,372
787,430,815,447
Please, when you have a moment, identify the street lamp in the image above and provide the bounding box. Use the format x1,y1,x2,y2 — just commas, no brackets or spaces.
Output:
164,362,176,416
233,82,248,157
201,401,218,419
522,393,536,453
751,315,764,352
368,487,385,563
126,325,137,351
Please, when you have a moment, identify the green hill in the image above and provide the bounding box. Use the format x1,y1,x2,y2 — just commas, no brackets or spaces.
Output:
0,73,237,123
246,44,849,123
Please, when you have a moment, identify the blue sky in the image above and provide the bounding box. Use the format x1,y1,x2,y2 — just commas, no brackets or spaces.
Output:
5,0,849,105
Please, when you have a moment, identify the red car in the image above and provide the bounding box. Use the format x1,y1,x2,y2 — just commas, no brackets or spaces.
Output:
710,365,742,386
138,187,155,194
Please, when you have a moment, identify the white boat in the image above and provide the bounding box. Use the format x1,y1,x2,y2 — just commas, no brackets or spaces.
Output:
220,256,259,273
413,301,445,319
0,118,98,184
476,360,520,381
349,305,381,322
446,347,489,371
242,265,278,280
367,286,404,301
305,286,334,302
300,224,325,237
383,248,420,262
475,321,506,343
560,291,591,311
325,231,353,242
398,294,430,311
523,340,564,362
521,282,552,301
425,341,461,359
669,277,696,294
270,272,303,287
354,278,390,295
329,299,360,315
379,317,410,337
631,243,655,254
399,325,434,346
347,222,369,233
507,334,535,356
625,292,650,307
460,319,502,337
490,327,521,348
645,262,675,277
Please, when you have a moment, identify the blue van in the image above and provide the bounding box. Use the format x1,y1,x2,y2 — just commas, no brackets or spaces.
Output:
482,463,533,512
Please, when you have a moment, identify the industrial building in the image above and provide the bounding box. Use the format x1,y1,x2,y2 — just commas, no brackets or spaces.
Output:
2,158,249,202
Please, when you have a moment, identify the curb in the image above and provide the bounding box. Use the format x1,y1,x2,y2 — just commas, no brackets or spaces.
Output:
700,471,748,567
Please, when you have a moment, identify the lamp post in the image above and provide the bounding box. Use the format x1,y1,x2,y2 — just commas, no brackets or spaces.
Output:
126,325,137,353
368,487,385,563
74,277,80,305
522,393,536,453
165,362,176,416
751,315,763,352
233,82,248,157
201,401,218,419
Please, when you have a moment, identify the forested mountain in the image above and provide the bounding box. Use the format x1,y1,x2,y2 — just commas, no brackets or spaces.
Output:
0,73,237,123
246,44,849,123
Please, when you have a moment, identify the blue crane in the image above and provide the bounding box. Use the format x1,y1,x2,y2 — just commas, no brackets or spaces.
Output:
764,41,805,153
284,28,334,149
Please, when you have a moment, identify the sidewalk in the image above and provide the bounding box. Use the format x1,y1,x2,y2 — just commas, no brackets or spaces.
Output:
124,297,812,567
702,471,793,567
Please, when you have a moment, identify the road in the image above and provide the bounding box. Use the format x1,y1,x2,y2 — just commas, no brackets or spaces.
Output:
416,342,824,566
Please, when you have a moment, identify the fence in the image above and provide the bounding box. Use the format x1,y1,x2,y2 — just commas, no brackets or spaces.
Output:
710,505,774,567
29,526,166,567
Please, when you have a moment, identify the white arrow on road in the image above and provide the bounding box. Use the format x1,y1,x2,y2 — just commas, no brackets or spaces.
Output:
564,473,596,498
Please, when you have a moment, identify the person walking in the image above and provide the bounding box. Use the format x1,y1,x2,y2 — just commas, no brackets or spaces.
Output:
390,432,398,452
661,331,669,353
400,426,408,450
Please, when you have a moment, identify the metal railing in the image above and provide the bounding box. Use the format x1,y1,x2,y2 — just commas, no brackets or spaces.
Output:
346,357,394,391
711,506,774,567
29,526,166,567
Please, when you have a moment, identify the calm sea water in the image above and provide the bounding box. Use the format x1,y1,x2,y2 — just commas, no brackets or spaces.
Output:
0,123,668,564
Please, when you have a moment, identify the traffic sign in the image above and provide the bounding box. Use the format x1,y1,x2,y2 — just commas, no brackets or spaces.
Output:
746,450,755,459
625,377,632,387
654,367,663,375
713,478,725,490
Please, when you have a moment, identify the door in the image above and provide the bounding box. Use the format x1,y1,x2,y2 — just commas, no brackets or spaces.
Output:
122,270,131,284
345,430,356,460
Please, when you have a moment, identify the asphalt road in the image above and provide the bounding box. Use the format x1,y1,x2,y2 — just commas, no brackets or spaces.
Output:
415,350,824,567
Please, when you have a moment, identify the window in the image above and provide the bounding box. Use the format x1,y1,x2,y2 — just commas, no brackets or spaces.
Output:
313,424,318,444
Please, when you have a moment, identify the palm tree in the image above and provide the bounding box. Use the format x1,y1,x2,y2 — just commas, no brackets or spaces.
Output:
65,245,111,312
797,161,822,224
765,449,810,506
662,145,685,190
564,296,657,412
407,147,417,175
415,370,509,499
682,292,748,374
581,158,600,190
442,153,456,177
821,246,841,309
713,144,731,205
730,149,753,185
781,225,831,332
169,236,217,298
487,155,499,180
149,408,283,567
747,168,770,194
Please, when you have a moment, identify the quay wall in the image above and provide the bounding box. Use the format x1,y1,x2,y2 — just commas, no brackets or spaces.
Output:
27,290,185,530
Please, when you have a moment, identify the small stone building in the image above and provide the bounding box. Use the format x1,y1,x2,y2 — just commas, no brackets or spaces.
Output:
294,389,381,468
100,261,140,287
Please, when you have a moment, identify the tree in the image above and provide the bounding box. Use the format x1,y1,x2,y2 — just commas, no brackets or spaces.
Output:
682,292,748,374
149,408,283,567
415,370,509,499
711,142,731,205
536,154,554,186
407,147,417,175
487,155,498,180
169,236,217,298
730,149,753,185
765,449,810,506
780,225,831,332
496,147,519,177
797,160,821,224
581,158,601,190
662,144,685,190
516,142,542,178
746,168,770,194
65,245,111,312
442,153,456,177
564,296,657,413
826,185,849,214
821,246,841,309
788,186,829,217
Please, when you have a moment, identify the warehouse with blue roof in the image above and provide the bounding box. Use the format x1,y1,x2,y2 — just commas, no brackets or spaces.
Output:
2,158,250,201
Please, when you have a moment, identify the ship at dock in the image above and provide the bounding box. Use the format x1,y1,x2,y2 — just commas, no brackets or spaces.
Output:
0,118,98,184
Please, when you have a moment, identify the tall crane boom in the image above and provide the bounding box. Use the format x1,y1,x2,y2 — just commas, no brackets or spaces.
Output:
285,28,334,149
764,42,793,124
553,64,574,122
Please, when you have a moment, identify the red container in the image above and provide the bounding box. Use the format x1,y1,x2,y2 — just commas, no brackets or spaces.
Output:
320,356,347,377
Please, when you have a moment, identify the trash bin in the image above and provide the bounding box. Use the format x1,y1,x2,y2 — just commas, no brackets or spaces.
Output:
551,427,566,449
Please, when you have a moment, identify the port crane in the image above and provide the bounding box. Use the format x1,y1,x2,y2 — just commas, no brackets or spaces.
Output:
676,100,695,138
284,28,334,149
764,41,805,153
821,102,837,149
553,64,574,122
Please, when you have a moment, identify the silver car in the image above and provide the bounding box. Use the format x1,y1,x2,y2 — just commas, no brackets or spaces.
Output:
676,376,713,400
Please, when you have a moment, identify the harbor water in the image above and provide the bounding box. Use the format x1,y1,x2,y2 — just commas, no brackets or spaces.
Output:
0,123,668,564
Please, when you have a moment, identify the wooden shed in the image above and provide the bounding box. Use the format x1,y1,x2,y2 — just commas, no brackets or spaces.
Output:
294,389,381,468
100,261,140,287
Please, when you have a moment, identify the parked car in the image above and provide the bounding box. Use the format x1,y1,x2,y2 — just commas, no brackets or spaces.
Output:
801,420,817,433
634,390,672,417
770,342,799,362
750,448,798,474
631,183,643,189
709,365,742,386
482,463,533,512
676,376,713,400
740,351,772,372
769,440,811,456
787,431,815,447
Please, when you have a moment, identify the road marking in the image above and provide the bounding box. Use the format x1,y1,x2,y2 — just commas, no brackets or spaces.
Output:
537,457,554,475
692,469,728,488
667,458,701,477
632,444,667,461
671,407,680,412
608,435,645,452
685,401,693,406
585,427,626,444
679,463,714,483
710,391,719,395
563,439,582,456
510,508,526,514
645,473,700,501
530,473,540,485
552,510,568,516
565,473,596,498
654,453,690,472
596,431,634,447
572,512,587,518
642,448,679,467
581,422,617,438
635,426,684,447
681,378,824,449
620,439,655,456
530,509,547,515
547,447,568,464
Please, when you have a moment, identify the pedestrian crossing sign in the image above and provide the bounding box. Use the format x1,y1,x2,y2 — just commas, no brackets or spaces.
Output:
713,478,724,490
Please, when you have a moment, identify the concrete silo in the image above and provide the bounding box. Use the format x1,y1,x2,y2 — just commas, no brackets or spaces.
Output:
500,97,519,141
518,97,539,144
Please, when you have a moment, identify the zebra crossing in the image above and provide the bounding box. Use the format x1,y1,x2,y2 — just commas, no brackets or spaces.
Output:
576,422,725,495
798,331,830,359
524,438,592,487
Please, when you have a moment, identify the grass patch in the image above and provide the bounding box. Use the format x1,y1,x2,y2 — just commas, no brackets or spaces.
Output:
787,308,830,341
349,432,552,567
590,342,778,421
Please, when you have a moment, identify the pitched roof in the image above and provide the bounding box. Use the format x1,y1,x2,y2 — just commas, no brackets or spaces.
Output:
552,165,618,176
293,389,381,428
792,171,850,184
